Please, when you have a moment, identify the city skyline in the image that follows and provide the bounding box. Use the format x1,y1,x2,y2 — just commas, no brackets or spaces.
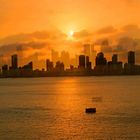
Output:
1,50,140,78
1,42,140,70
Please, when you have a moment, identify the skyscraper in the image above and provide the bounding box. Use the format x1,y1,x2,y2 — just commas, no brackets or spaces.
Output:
11,54,18,69
86,56,89,65
84,44,96,68
16,45,23,66
95,52,107,66
128,51,135,65
46,59,54,71
112,54,118,64
79,55,86,69
55,61,64,71
86,56,92,69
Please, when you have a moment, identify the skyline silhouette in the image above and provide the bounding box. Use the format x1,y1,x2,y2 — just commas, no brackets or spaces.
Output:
1,50,140,78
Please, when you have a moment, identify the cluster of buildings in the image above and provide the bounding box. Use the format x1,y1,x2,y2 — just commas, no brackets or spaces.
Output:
94,51,139,75
0,50,140,77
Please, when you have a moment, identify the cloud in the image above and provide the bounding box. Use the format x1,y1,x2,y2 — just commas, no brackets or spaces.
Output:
1,24,140,64
96,26,117,35
0,42,48,55
0,30,67,45
73,30,91,39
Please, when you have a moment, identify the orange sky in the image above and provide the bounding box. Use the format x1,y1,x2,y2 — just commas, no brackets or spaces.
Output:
0,0,140,38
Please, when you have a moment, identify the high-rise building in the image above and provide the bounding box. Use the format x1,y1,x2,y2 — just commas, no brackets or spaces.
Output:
86,56,92,69
2,65,8,72
46,59,54,71
55,61,64,71
86,56,89,65
95,52,107,66
112,54,118,64
128,51,135,65
79,55,86,69
16,45,23,66
84,44,96,68
11,54,18,69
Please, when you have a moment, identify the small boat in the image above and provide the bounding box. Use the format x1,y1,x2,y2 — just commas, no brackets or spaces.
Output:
85,108,96,113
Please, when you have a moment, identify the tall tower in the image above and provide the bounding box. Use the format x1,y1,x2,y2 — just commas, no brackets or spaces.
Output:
84,43,96,68
95,52,107,66
128,51,135,65
11,54,18,69
16,45,23,67
112,54,118,64
79,55,86,69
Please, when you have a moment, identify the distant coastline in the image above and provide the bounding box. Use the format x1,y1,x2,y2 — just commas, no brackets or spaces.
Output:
0,71,140,78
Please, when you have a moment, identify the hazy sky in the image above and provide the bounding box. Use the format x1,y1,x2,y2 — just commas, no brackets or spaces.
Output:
0,0,140,38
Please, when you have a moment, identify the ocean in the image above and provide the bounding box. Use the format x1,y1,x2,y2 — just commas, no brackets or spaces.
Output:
0,76,140,140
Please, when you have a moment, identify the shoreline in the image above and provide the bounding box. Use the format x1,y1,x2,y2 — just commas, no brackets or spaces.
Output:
0,74,140,78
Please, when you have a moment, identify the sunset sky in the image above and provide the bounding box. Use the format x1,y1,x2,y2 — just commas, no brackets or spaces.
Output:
0,0,140,67
0,0,140,37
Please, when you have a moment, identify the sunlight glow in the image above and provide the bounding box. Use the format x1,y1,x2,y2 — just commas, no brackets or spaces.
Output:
69,30,74,37
67,30,75,40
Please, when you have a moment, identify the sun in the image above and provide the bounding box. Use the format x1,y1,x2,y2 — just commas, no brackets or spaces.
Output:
69,30,74,36
68,30,74,37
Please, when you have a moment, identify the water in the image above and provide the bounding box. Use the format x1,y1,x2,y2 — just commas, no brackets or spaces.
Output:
0,76,140,140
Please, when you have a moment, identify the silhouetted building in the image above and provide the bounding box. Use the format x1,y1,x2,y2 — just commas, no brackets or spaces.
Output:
55,61,64,72
11,54,18,69
112,54,118,64
16,45,23,66
123,51,136,74
95,52,107,66
2,65,8,72
86,56,92,70
79,55,86,69
86,56,89,64
83,44,96,68
128,51,135,65
94,52,107,74
2,65,8,77
46,59,54,71
22,62,33,70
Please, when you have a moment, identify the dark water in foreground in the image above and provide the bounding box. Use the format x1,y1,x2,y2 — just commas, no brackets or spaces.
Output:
0,76,140,140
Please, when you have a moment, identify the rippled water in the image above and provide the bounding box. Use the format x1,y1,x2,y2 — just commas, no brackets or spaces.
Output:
0,76,140,140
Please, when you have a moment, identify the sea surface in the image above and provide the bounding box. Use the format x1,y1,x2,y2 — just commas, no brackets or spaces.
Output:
0,76,140,140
